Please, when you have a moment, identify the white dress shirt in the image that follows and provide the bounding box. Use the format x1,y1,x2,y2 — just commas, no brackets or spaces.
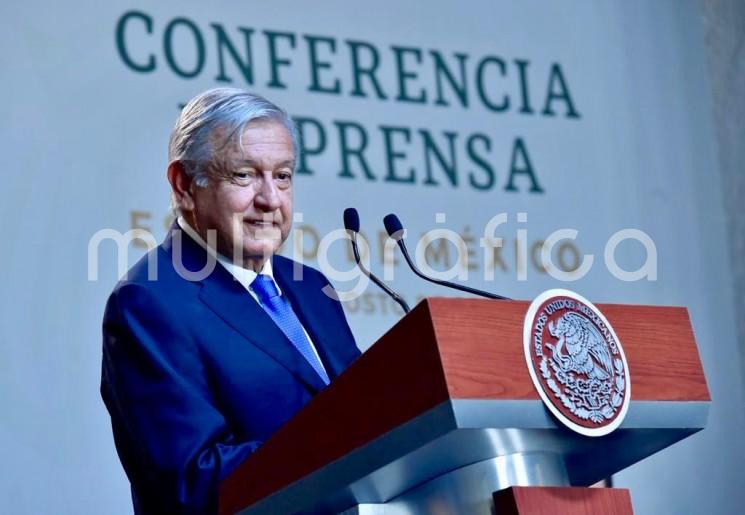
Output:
177,217,327,375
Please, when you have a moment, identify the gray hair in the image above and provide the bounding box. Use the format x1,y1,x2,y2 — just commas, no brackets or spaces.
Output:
168,87,300,190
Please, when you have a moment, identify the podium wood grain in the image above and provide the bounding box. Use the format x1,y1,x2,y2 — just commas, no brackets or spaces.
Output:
493,486,634,514
430,299,709,401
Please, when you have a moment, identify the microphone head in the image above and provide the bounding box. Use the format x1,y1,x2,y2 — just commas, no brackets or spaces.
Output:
383,213,405,240
343,208,360,233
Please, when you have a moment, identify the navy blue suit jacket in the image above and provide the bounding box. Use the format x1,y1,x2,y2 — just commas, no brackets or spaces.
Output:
100,225,360,514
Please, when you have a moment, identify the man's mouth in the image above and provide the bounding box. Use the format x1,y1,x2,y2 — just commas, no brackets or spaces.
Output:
245,219,278,227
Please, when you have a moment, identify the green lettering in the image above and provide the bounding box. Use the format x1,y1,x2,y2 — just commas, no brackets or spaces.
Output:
335,121,376,180
505,137,543,193
293,116,326,175
264,30,296,89
476,56,509,112
115,11,156,73
420,130,458,187
467,133,495,190
305,35,341,94
163,17,205,78
542,63,580,118
514,59,534,114
347,40,387,99
381,126,416,183
211,24,254,84
391,46,427,104
430,50,468,108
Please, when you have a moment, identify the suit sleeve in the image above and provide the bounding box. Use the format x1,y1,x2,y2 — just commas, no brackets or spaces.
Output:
101,282,260,514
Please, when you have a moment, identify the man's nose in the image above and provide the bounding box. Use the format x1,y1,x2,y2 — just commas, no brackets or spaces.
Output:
254,174,282,211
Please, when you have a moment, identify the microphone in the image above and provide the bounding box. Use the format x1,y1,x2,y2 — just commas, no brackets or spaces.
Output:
343,208,411,313
383,213,510,300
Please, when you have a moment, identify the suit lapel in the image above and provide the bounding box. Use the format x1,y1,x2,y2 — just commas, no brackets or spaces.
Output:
198,274,328,393
165,223,328,393
273,257,347,381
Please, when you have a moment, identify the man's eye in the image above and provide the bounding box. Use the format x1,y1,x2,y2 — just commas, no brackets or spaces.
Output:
277,171,293,182
233,170,254,180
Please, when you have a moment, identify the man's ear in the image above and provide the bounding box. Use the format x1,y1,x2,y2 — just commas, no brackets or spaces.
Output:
167,161,196,212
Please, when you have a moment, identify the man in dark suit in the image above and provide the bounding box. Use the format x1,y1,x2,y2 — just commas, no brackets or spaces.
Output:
101,88,360,514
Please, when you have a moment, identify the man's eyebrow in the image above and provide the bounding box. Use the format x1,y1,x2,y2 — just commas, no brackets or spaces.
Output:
234,159,295,169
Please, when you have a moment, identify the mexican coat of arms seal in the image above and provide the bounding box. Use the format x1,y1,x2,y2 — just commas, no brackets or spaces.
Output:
523,289,631,436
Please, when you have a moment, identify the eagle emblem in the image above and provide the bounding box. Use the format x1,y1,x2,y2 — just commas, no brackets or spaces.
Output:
523,289,631,437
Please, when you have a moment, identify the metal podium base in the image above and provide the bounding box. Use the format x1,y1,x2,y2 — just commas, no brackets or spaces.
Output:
340,452,569,515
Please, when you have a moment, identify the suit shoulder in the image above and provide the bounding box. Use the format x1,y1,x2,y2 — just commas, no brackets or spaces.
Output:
115,243,170,285
105,242,199,316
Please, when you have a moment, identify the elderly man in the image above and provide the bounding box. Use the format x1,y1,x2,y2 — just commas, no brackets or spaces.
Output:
101,88,360,514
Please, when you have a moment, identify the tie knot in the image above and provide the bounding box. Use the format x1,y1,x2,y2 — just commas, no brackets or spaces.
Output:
251,274,280,301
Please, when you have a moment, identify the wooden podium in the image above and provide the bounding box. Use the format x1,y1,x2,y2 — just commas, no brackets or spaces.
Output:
218,298,709,514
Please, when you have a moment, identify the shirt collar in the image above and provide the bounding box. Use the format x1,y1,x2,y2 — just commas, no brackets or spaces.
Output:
176,216,277,293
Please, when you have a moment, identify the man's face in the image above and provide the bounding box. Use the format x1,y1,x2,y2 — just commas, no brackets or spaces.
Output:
188,118,295,267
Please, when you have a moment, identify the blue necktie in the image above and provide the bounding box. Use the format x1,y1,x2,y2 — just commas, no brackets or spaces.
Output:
250,274,330,385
